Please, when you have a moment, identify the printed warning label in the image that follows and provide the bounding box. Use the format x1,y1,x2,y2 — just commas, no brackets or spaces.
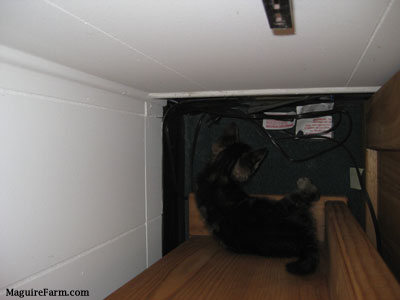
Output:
296,103,334,138
263,112,295,130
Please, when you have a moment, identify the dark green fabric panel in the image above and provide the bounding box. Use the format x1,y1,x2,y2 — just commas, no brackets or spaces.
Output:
184,100,365,226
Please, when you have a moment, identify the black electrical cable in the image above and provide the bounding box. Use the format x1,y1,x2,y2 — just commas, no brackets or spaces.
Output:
174,106,351,176
163,98,382,255
244,110,352,163
178,107,351,179
259,110,382,254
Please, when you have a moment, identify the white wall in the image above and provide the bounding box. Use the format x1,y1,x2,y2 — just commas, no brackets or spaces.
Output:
0,46,164,299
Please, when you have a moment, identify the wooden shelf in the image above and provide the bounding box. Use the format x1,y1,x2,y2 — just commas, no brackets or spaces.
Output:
106,235,329,300
106,201,399,300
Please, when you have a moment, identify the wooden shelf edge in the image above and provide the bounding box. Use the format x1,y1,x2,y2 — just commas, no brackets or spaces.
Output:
325,201,400,300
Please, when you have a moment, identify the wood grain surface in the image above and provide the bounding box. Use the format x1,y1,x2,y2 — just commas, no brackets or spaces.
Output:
326,202,400,300
365,149,378,247
364,71,400,279
378,151,400,280
366,71,400,150
106,235,329,300
107,200,399,299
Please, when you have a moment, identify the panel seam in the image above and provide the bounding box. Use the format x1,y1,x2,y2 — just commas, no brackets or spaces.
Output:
346,0,396,86
0,224,146,295
43,0,207,90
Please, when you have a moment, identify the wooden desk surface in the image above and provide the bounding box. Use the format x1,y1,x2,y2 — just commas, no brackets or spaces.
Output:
106,236,329,300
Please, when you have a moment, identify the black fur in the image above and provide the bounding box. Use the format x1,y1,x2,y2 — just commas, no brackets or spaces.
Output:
195,123,320,275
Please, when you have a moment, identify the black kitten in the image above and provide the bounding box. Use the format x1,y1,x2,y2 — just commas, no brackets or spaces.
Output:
195,123,320,275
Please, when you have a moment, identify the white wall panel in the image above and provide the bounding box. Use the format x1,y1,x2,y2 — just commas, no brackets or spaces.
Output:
2,0,398,93
0,1,202,92
0,226,146,300
348,0,400,86
147,217,162,267
0,91,145,288
0,45,149,111
0,48,165,297
37,0,393,91
145,102,163,268
146,102,164,118
146,117,163,221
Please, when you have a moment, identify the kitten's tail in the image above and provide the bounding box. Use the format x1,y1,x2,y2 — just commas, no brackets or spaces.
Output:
285,251,319,275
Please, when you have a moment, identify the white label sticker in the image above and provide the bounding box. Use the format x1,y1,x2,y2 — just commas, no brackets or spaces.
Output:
263,112,295,130
296,103,334,138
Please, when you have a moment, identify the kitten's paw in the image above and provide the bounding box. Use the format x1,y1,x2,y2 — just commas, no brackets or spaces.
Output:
297,177,319,198
286,259,317,276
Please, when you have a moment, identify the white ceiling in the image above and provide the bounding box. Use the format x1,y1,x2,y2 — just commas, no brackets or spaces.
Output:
1,0,399,96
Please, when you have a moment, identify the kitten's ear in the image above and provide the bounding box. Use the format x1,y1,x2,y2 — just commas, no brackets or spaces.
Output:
211,123,239,159
222,122,239,140
231,148,268,182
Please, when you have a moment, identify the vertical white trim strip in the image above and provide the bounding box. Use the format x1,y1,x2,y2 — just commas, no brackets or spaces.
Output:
144,102,149,268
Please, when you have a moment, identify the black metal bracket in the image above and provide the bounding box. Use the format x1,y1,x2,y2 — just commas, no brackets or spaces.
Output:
262,0,293,29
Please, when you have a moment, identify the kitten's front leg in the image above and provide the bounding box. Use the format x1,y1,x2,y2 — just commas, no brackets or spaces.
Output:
296,177,319,201
280,177,320,212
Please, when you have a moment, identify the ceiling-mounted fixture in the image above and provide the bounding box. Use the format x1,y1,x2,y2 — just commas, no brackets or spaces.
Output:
262,0,293,29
